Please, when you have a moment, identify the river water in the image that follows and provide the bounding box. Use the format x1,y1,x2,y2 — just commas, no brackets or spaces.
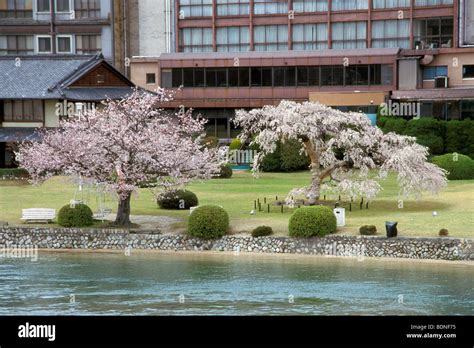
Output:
0,251,472,315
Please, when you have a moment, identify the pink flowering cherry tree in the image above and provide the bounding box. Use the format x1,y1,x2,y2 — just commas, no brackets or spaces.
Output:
17,89,220,226
234,100,447,205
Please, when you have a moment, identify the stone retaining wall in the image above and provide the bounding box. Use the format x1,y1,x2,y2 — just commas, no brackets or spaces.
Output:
0,227,473,261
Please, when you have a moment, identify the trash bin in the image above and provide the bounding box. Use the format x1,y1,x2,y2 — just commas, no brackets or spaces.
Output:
333,208,346,227
385,221,398,238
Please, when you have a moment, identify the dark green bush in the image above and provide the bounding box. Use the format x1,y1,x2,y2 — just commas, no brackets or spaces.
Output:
359,225,377,236
431,153,474,180
188,205,229,240
216,163,233,179
445,120,474,159
0,168,29,178
289,206,337,238
439,228,449,237
251,225,273,237
382,118,408,135
376,116,389,128
157,189,198,210
405,118,446,155
260,139,310,172
58,204,94,227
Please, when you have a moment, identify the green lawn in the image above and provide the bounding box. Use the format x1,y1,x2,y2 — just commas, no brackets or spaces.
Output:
0,172,473,238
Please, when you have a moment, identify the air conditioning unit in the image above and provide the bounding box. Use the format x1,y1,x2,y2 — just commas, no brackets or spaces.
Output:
435,76,449,88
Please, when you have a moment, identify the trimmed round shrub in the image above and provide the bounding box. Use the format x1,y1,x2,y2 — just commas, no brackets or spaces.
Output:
289,206,337,238
188,205,229,240
359,225,377,236
58,204,94,227
217,163,233,179
431,153,474,180
251,225,273,238
439,228,449,237
157,189,198,210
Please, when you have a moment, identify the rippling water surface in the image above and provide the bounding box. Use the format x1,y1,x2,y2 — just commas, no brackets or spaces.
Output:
0,251,472,315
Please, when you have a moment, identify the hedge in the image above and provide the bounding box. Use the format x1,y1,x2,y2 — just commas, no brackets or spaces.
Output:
378,117,474,158
431,153,474,180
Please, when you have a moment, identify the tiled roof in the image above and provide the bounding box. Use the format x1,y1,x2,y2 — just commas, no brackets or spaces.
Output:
0,127,41,142
0,55,134,101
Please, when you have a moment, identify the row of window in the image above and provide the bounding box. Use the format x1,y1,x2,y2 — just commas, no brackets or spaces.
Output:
0,100,44,122
0,0,100,18
423,65,474,80
179,18,452,52
179,0,453,18
162,65,393,88
0,34,101,55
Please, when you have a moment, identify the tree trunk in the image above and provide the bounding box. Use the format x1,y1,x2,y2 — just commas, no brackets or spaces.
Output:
115,192,132,226
307,165,321,205
302,138,321,205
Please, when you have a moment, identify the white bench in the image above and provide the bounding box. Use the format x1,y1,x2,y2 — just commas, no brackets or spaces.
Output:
21,209,56,224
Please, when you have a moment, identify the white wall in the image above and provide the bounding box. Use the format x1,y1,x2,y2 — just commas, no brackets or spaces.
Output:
137,0,172,56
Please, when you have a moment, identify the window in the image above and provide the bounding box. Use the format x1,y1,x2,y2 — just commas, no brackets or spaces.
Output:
239,68,249,87
57,35,72,53
206,68,227,87
254,0,287,14
250,67,272,87
172,68,183,87
194,69,205,87
3,100,44,122
415,0,453,6
423,66,448,80
292,24,328,50
345,65,369,85
372,20,410,48
321,66,344,86
0,0,33,18
74,0,100,18
36,0,49,12
373,0,410,8
254,25,288,51
216,0,249,16
161,70,171,87
293,0,328,12
171,65,392,88
76,35,101,54
228,68,239,86
414,17,453,48
37,36,52,53
217,27,250,52
146,73,157,84
332,22,367,49
56,0,70,12
0,35,34,55
463,65,474,79
332,0,368,11
180,28,213,52
180,0,212,17
461,101,474,120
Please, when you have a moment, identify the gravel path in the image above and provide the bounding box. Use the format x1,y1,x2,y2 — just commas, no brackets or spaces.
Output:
102,214,185,234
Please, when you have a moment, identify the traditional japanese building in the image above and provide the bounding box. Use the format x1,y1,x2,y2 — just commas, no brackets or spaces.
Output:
0,54,135,167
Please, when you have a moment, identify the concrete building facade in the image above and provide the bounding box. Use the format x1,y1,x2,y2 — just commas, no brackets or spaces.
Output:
129,0,474,139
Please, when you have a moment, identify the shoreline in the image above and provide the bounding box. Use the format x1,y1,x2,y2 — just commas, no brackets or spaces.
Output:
37,248,474,267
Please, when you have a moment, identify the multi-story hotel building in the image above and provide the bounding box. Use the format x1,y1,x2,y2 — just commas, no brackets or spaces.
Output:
131,0,474,139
